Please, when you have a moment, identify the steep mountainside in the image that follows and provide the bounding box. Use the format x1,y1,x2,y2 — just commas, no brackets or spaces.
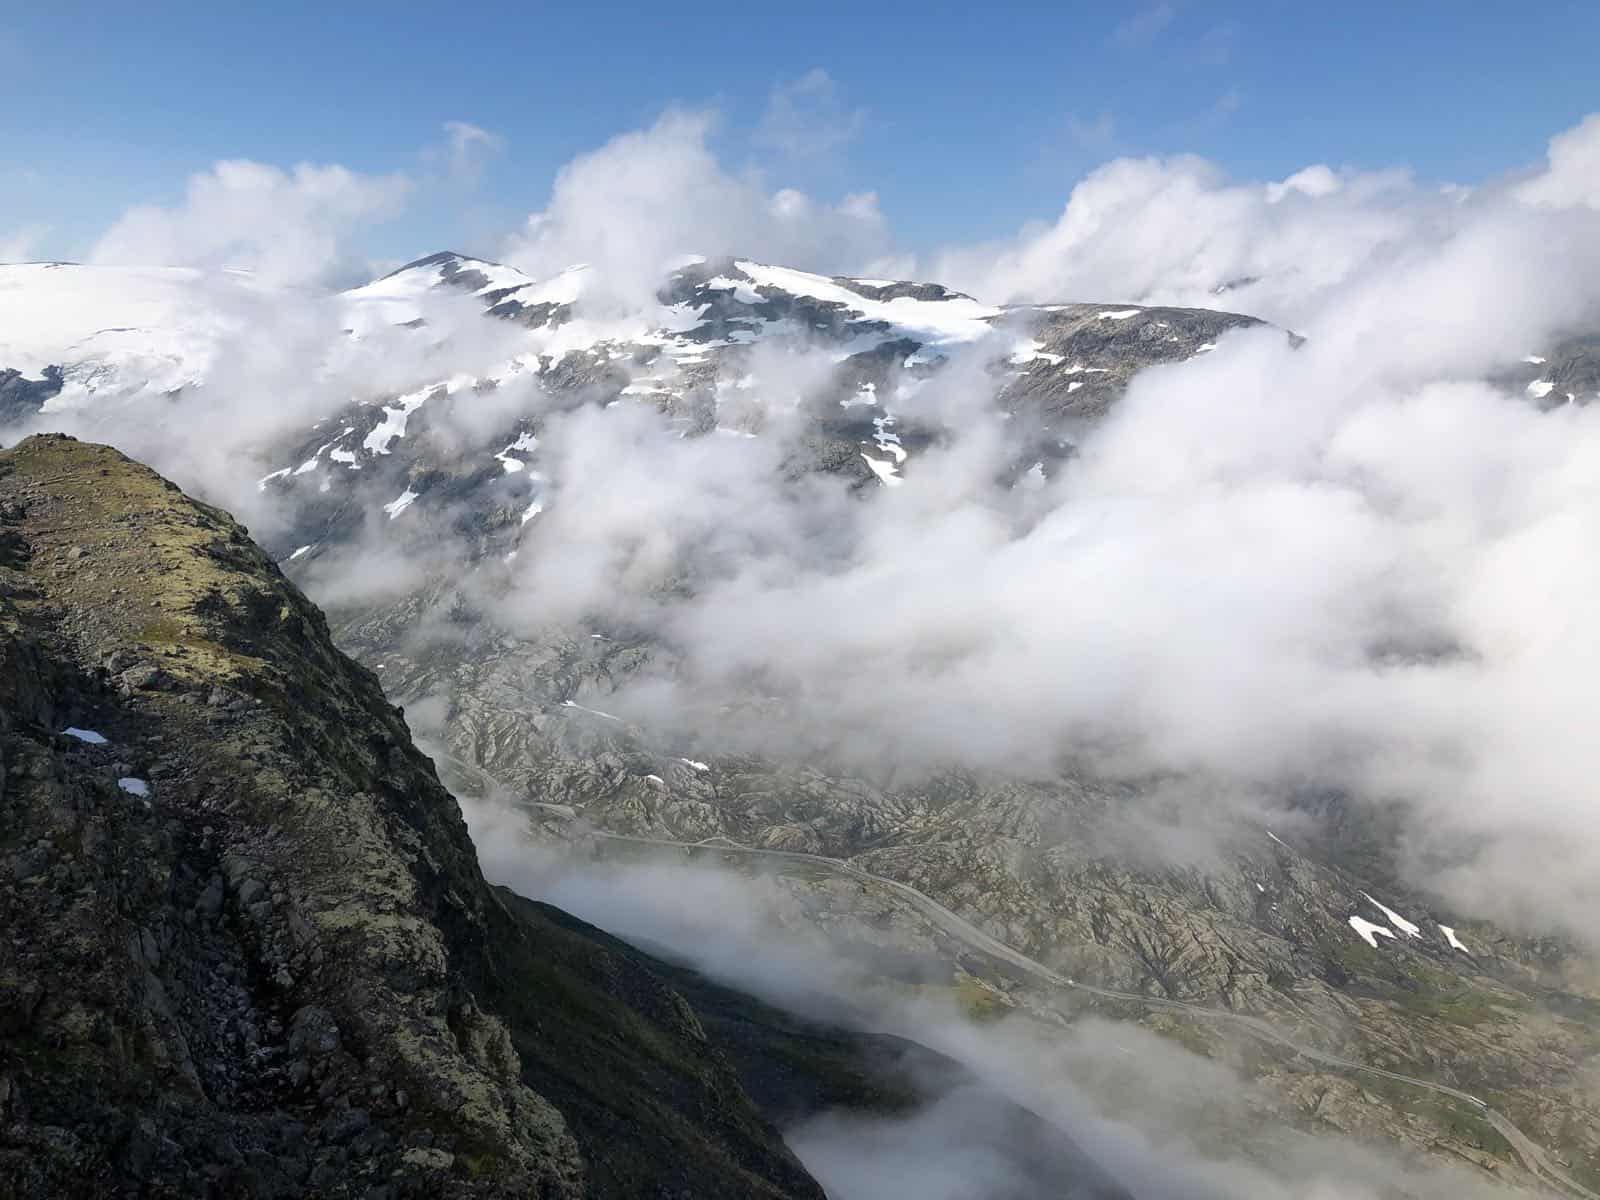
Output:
0,434,834,1196
0,435,1139,1199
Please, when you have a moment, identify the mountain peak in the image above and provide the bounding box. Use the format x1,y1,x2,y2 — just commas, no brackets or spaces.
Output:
380,249,477,277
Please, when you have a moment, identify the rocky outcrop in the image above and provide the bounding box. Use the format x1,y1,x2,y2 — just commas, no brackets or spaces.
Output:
0,435,827,1198
0,369,61,428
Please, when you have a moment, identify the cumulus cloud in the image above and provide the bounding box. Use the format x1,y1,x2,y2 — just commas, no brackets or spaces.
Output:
501,109,895,309
90,159,411,287
931,154,1424,323
933,113,1600,333
469,112,1600,939
1514,112,1600,210
1263,163,1340,203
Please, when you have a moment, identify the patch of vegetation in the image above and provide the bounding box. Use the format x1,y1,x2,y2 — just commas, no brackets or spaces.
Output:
1147,1013,1215,1057
952,971,1012,1022
1358,1073,1516,1158
1388,987,1514,1027
773,861,837,884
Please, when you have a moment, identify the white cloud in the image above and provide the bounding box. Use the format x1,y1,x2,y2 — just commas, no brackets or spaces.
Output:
476,111,1600,940
932,111,1600,331
501,108,894,309
1515,112,1600,210
90,159,411,287
754,67,866,160
439,120,505,186
1264,163,1340,203
930,152,1425,324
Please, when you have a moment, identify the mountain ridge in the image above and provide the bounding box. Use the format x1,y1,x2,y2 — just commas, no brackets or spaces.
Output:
0,434,870,1197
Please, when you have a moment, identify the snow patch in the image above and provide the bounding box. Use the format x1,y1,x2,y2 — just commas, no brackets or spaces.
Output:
841,381,878,408
871,414,907,463
520,264,590,307
494,430,539,473
1362,892,1422,938
1348,916,1396,948
363,375,479,456
62,727,108,745
861,453,902,486
117,777,150,798
704,275,764,305
1439,925,1471,954
679,758,710,772
383,488,418,520
1527,379,1555,399
1097,309,1140,320
735,260,1001,349
1008,338,1064,367
562,699,620,722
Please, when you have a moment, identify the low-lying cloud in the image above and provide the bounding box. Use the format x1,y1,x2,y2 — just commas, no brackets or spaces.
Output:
465,114,1600,940
8,106,1600,948
463,790,1515,1199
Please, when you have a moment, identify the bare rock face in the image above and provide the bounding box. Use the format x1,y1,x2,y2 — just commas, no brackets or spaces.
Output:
0,368,61,428
0,435,825,1199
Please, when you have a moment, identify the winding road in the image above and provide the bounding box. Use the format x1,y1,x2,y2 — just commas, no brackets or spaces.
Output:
432,747,1594,1198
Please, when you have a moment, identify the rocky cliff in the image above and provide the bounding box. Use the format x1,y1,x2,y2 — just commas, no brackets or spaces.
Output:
0,434,837,1198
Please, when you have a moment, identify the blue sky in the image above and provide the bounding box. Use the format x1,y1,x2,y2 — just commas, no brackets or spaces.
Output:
5,0,1598,268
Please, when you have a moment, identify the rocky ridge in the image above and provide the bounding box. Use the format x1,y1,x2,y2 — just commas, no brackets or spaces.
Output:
0,434,1025,1198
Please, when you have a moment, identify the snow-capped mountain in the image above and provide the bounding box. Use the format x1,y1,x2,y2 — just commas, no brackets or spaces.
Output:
0,262,276,415
0,250,1262,552
5,250,1593,564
